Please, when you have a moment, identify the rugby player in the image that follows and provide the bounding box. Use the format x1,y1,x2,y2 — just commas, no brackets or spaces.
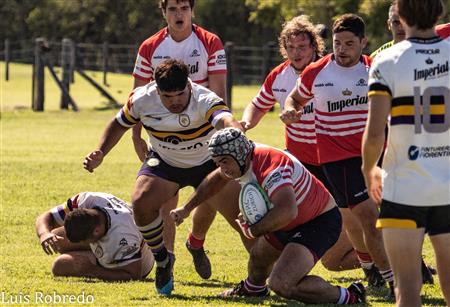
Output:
35,192,154,281
281,14,394,293
83,59,242,295
363,0,450,305
131,0,228,280
171,128,366,304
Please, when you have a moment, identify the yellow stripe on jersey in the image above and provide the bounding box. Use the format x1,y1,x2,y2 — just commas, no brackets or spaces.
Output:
391,105,446,117
63,203,71,215
123,105,138,124
368,90,391,97
376,218,417,229
150,124,213,140
204,104,229,121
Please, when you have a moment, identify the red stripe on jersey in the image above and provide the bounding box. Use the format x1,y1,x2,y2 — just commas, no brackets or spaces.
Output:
298,54,333,98
134,28,168,82
193,77,208,84
72,194,80,209
436,23,450,38
317,133,363,163
208,69,227,75
316,109,367,117
193,24,225,61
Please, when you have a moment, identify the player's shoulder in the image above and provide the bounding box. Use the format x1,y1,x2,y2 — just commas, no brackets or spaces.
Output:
139,28,168,47
264,60,291,84
192,24,222,45
373,40,411,66
192,81,223,104
436,23,450,39
302,54,333,78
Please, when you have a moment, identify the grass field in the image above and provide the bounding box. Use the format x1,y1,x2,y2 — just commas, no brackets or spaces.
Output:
0,62,445,306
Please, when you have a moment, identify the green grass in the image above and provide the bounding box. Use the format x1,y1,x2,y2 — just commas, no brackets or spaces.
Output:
0,62,445,306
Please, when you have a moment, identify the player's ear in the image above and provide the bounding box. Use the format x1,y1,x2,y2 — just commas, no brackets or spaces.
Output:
361,37,368,49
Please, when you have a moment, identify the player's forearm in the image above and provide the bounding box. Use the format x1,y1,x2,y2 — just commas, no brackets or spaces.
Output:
97,119,129,156
81,263,138,281
35,212,57,238
241,104,265,130
183,169,229,213
361,133,385,171
250,203,297,237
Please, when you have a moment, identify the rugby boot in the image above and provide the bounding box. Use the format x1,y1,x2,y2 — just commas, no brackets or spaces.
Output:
362,265,385,287
421,259,434,284
347,282,366,304
186,241,212,279
219,280,269,298
155,252,175,295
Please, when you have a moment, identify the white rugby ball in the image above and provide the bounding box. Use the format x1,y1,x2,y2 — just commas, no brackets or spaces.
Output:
239,182,271,225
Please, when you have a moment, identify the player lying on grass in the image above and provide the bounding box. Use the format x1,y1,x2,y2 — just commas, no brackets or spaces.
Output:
171,128,365,304
35,192,154,281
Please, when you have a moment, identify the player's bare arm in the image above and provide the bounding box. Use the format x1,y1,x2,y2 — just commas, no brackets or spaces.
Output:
280,86,308,125
131,78,151,162
361,94,391,204
249,185,298,237
35,211,64,255
84,119,129,172
214,115,244,131
170,169,231,225
241,103,266,132
208,73,227,106
66,257,142,281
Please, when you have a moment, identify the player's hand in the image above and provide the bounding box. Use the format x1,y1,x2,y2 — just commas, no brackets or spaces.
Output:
132,137,149,162
239,120,253,132
170,207,189,226
362,166,383,205
235,214,255,239
83,150,104,173
279,108,302,125
40,232,64,255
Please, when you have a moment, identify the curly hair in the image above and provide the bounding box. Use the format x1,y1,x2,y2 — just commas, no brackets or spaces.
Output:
278,15,325,59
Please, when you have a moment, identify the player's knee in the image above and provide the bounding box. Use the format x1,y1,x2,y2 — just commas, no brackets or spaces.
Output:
321,256,342,271
52,254,73,277
268,275,295,298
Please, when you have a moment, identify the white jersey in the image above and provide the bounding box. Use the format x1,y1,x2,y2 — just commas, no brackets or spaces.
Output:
251,60,319,165
369,36,450,206
116,80,232,167
133,24,226,87
51,192,149,269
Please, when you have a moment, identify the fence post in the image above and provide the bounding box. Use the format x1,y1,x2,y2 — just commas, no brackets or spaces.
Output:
32,38,46,111
60,38,73,109
225,41,234,111
261,42,271,82
70,40,76,83
5,39,10,81
103,42,108,86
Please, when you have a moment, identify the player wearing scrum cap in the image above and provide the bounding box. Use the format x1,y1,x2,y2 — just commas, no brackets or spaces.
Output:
171,128,365,304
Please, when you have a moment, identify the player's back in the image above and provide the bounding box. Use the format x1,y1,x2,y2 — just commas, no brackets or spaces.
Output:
371,37,450,206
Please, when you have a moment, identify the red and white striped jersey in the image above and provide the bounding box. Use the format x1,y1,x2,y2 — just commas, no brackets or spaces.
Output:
133,24,226,87
251,61,319,165
297,54,372,163
238,144,331,230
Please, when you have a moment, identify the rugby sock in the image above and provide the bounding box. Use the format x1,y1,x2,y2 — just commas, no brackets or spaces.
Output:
336,286,351,304
244,278,268,294
187,231,205,249
356,250,374,269
336,286,359,304
380,269,394,284
137,216,169,267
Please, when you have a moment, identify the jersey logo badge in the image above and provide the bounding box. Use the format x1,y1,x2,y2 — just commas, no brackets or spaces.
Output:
356,78,367,86
342,88,352,96
119,238,128,246
179,114,190,127
190,49,200,57
425,58,433,65
94,246,104,258
147,158,160,167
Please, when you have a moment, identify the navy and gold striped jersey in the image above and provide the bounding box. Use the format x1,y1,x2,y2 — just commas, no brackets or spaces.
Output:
116,79,232,167
368,36,450,206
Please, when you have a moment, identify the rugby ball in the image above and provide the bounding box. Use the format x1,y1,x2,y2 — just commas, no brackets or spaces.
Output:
239,182,272,225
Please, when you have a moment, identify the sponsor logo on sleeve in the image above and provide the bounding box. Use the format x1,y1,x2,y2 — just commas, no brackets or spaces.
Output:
266,172,282,189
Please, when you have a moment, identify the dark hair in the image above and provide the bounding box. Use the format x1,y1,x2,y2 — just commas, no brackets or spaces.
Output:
159,0,195,11
154,59,189,92
397,0,443,30
64,209,100,243
333,14,366,39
